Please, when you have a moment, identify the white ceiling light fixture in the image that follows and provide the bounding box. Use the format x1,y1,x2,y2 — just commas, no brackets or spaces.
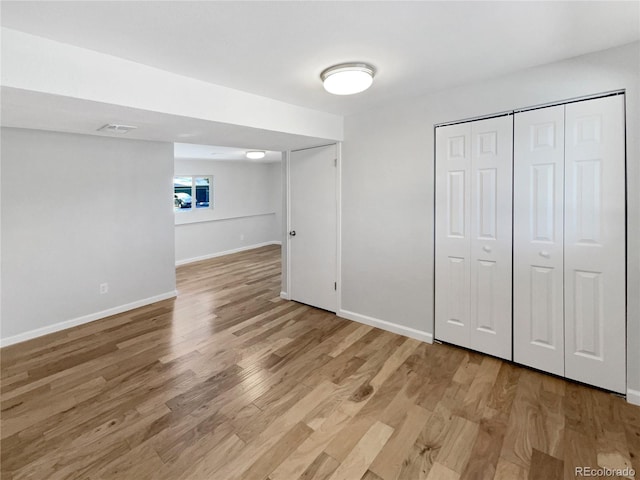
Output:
320,62,375,95
97,123,137,134
246,150,266,160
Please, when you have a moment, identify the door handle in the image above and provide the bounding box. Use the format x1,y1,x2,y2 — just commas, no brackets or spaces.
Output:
482,245,492,253
289,230,296,237
539,250,550,258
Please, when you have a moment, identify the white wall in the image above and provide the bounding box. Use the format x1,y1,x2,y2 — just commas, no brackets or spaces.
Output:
269,159,283,239
174,158,282,264
1,128,176,344
341,42,640,394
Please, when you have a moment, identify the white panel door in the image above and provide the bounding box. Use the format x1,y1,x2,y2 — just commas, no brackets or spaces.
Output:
290,144,337,312
435,123,472,348
469,116,513,360
513,105,565,375
564,95,626,393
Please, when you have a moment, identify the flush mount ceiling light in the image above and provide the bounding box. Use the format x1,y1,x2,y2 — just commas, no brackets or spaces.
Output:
320,63,375,95
246,151,266,160
97,123,138,134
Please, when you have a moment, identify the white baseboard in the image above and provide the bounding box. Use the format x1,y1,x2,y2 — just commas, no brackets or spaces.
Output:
0,290,178,348
175,241,282,266
280,291,290,300
337,309,433,344
627,388,640,406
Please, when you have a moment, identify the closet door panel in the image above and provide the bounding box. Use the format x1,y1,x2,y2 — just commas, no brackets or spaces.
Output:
513,106,565,375
435,123,472,348
469,116,513,360
565,95,626,393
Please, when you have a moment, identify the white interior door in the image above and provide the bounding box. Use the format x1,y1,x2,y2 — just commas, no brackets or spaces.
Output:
435,123,472,349
289,144,337,312
469,116,513,360
513,105,565,375
435,116,513,360
564,95,626,393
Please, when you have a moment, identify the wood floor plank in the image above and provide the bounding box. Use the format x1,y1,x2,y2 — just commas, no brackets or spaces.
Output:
369,403,431,480
458,407,507,480
397,385,463,479
328,324,373,358
323,337,419,463
301,329,383,389
173,433,245,480
1,244,638,480
236,380,312,443
326,420,394,480
270,374,377,480
241,421,314,480
563,428,599,480
212,381,338,480
456,356,502,422
528,448,563,480
500,369,564,469
493,457,527,480
360,470,384,480
88,442,164,480
425,462,460,480
435,414,480,474
622,402,640,477
486,362,521,415
296,452,340,480
591,388,634,474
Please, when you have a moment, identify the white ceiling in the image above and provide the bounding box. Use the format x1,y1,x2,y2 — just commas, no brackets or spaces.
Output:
2,1,639,117
174,143,281,162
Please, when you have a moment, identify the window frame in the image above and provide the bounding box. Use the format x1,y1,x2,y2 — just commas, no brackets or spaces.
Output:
174,175,214,212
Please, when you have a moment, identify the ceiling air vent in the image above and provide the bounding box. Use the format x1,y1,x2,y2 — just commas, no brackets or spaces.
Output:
97,124,138,134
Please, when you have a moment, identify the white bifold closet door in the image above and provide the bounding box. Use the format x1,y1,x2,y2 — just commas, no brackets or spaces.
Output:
514,95,626,393
513,105,566,376
435,115,513,360
564,96,626,393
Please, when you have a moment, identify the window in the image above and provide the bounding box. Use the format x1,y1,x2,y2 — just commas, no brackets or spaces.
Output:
174,176,212,211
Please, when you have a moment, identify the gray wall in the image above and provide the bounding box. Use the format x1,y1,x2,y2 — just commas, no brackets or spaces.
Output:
174,159,282,264
1,128,176,342
341,42,640,392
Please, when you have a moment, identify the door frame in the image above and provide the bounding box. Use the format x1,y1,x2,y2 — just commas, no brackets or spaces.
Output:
283,142,342,313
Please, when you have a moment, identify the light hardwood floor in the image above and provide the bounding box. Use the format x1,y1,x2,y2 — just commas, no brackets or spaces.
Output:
1,245,639,479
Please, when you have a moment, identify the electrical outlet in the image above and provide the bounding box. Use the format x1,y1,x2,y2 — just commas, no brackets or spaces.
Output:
99,283,109,294
240,234,244,241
